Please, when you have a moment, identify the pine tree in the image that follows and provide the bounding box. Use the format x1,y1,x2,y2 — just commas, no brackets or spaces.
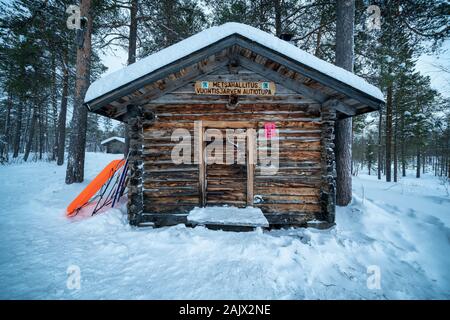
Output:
66,0,94,183
334,0,355,206
139,0,207,55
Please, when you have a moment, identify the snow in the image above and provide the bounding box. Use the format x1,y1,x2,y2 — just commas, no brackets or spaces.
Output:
188,206,269,227
100,136,125,145
85,22,385,104
0,153,448,299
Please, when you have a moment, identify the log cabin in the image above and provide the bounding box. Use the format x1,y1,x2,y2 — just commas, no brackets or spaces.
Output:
101,136,125,154
84,23,385,229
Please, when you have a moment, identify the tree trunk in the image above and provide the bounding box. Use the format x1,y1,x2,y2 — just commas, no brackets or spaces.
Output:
0,94,12,161
12,102,24,158
23,106,38,162
416,148,421,178
314,13,325,58
44,102,49,154
334,0,355,206
422,153,426,174
393,113,398,182
66,0,93,184
448,157,450,179
447,134,450,178
378,109,382,180
51,55,58,161
38,104,44,160
57,50,69,166
401,115,406,177
274,0,282,36
162,0,176,46
124,0,138,157
385,85,393,182
128,0,138,65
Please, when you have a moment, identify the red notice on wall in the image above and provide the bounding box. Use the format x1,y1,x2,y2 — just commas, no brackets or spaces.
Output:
264,122,276,139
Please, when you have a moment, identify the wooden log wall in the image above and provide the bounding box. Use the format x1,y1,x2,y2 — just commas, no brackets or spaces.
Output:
127,105,143,225
319,105,336,227
140,66,329,227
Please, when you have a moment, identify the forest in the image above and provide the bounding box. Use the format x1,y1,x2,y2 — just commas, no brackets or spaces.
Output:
0,0,449,184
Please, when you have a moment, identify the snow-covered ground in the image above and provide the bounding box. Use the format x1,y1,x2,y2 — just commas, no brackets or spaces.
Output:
0,153,448,299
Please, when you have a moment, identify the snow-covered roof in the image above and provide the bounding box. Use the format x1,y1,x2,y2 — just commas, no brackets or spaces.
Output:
85,22,384,104
101,137,125,145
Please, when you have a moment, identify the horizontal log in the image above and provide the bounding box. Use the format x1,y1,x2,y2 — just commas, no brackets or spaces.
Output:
144,195,200,205
256,203,321,213
143,128,195,139
255,168,321,177
143,189,199,197
255,180,321,188
143,172,198,180
258,136,321,142
254,186,320,196
143,122,195,130
258,151,321,161
143,120,322,131
143,145,184,153
263,213,317,226
142,153,196,162
207,186,246,193
148,93,317,105
142,128,321,141
255,175,321,181
257,195,319,204
156,114,321,122
258,144,321,152
141,136,322,146
156,110,319,119
206,175,247,181
262,163,321,170
143,180,198,189
143,204,195,214
206,178,247,185
206,164,246,175
206,194,246,201
256,156,321,163
144,178,199,183
144,166,198,173
145,102,320,113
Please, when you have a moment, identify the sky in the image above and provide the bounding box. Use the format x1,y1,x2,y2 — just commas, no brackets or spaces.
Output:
99,39,450,99
415,41,450,98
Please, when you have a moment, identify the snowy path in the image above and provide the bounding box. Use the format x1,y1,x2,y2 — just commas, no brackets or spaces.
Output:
0,153,449,299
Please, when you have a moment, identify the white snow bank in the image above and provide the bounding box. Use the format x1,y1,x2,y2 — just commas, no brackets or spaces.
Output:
100,136,125,145
188,206,269,227
85,22,385,103
0,154,448,299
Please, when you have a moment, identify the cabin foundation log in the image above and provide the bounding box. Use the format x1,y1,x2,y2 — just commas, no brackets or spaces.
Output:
127,105,143,225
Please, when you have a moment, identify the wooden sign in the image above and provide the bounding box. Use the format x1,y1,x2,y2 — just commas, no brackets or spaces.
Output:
195,81,276,96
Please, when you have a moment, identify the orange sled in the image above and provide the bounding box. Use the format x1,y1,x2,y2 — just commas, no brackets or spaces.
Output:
66,159,125,217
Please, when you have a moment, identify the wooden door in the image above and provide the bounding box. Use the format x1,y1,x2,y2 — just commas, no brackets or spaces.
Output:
198,122,255,208
205,128,247,207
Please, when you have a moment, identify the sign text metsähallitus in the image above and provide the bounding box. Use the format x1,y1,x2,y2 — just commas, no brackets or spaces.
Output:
195,81,276,96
